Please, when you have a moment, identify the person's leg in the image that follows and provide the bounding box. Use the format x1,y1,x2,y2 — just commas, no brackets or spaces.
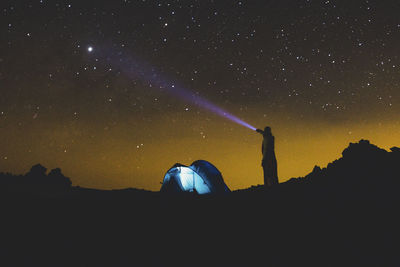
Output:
263,165,269,187
271,155,278,185
263,165,273,187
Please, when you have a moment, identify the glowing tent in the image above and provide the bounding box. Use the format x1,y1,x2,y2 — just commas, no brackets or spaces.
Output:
160,160,231,194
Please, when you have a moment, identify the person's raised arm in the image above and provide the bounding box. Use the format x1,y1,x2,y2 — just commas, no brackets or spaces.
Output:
256,129,264,135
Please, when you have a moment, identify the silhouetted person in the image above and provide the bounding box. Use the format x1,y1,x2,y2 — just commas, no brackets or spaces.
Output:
256,126,278,187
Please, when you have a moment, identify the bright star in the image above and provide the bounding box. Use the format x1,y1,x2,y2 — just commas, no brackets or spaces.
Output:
88,46,93,52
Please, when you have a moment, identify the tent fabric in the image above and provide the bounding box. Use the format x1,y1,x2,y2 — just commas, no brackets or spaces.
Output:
161,160,230,194
190,160,230,193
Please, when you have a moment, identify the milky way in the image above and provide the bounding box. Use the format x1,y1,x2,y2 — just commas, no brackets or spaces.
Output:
1,0,399,190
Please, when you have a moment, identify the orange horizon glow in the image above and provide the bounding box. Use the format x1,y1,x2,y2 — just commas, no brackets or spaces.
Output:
1,107,399,191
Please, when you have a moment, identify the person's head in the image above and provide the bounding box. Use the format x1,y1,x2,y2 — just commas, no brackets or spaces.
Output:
264,126,271,134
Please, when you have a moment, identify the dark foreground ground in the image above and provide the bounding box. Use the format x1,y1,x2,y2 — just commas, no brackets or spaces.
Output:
1,140,400,266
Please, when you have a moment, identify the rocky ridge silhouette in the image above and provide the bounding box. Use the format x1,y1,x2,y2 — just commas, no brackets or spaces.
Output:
1,140,399,267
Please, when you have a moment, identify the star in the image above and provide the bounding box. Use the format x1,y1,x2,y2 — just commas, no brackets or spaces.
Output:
1,0,400,192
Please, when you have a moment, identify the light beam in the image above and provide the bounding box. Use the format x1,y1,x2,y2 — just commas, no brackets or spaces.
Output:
100,47,257,131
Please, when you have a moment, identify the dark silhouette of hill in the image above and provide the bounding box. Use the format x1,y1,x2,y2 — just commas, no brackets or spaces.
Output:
0,164,72,197
1,140,399,266
236,139,400,197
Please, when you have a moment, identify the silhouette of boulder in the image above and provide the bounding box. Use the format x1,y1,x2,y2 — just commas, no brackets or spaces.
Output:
48,168,62,177
28,164,47,176
390,147,400,153
0,164,74,194
311,165,321,174
341,139,387,159
48,168,72,189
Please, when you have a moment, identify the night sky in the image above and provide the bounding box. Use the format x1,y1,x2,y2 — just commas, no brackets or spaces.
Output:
1,0,400,190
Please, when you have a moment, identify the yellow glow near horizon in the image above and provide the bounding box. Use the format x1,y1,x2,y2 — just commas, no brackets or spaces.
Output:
1,110,399,191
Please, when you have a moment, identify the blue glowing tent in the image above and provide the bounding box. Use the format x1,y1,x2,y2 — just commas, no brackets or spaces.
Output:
160,160,230,194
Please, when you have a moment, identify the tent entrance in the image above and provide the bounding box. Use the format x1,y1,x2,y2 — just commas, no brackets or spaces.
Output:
177,167,211,194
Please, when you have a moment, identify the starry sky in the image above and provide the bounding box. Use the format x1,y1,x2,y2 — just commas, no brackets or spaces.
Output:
1,0,400,190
